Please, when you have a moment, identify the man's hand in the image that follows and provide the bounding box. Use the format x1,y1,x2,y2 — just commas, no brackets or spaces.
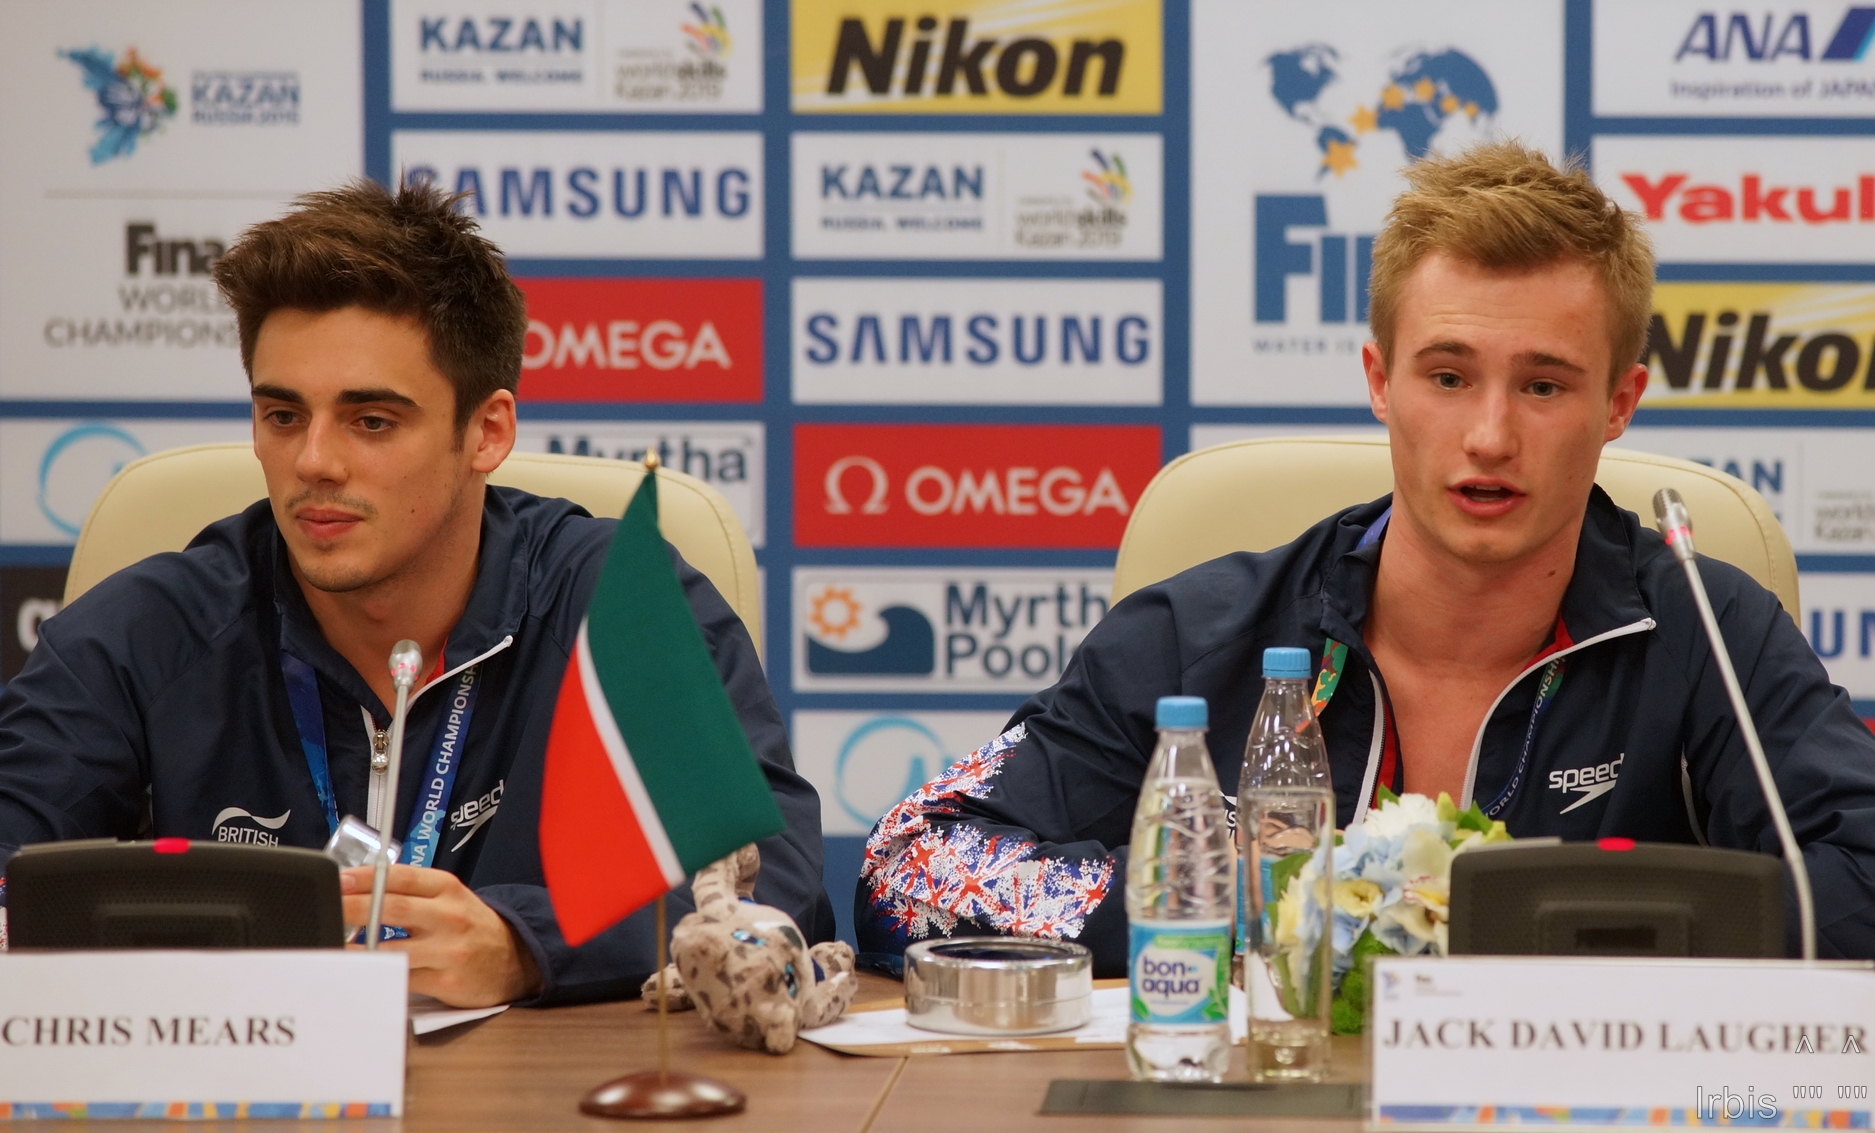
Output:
341,865,542,1008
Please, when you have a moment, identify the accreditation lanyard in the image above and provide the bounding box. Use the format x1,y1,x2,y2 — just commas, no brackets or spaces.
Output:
1309,636,1566,816
279,651,482,866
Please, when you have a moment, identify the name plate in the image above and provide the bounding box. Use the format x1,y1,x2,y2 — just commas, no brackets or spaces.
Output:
0,951,407,1120
1370,957,1874,1129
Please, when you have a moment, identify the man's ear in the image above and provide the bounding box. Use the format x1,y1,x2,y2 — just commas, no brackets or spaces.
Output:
1603,362,1648,443
466,389,517,475
1362,340,1391,425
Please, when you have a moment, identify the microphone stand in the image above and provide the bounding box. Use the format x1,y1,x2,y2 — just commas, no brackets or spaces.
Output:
366,640,424,951
1653,489,1817,961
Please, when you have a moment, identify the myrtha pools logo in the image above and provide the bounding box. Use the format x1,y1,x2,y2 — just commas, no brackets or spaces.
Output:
60,46,178,164
1266,43,1498,178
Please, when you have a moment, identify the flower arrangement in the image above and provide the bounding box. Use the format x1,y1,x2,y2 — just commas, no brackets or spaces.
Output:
1270,787,1511,1034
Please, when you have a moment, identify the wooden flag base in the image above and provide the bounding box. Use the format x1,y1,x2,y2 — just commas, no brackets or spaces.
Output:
579,895,746,1121
579,1070,745,1120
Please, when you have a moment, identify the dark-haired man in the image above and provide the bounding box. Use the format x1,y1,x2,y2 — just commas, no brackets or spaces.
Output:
0,181,830,1007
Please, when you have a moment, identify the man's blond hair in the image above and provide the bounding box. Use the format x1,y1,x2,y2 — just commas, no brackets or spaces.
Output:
1367,140,1654,383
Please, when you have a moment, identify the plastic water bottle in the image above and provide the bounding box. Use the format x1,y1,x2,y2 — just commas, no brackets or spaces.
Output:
1239,647,1335,1081
1126,695,1233,1083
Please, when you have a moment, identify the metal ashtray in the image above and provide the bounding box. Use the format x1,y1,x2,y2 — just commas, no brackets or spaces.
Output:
904,937,1093,1036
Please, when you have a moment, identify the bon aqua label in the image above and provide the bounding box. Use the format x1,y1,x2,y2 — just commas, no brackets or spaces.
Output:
1129,921,1230,1025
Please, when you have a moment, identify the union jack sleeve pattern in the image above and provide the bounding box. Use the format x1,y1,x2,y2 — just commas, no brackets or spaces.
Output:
859,723,1116,943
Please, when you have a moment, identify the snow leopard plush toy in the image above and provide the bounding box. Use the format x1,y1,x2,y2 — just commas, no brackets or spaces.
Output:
641,843,857,1054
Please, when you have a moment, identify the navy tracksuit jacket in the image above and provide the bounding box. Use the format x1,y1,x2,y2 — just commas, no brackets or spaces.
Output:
0,487,831,1004
858,489,1875,972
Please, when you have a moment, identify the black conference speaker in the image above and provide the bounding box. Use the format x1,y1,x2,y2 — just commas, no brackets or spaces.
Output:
1448,839,1784,958
6,839,343,949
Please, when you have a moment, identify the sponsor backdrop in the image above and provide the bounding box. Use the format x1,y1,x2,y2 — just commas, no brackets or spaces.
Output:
2,1,1871,945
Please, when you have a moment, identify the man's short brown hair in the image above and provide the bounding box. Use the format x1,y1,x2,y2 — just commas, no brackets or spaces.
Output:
1367,140,1655,382
213,178,526,430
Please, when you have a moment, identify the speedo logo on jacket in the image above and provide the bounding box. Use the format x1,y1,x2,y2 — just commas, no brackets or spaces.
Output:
1549,754,1624,815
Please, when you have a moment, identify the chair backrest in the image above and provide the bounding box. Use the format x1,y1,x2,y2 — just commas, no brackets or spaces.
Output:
63,443,763,656
1111,436,1799,619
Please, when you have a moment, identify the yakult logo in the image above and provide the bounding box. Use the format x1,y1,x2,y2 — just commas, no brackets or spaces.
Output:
796,424,1159,548
513,278,760,402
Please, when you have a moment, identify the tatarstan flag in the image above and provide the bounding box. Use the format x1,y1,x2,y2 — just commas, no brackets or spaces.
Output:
540,466,784,946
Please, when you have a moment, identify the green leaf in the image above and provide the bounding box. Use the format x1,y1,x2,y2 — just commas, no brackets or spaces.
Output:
1331,993,1366,1035
1267,849,1310,903
1376,783,1400,805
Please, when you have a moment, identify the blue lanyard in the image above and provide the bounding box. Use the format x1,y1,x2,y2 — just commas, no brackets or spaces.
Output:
279,651,480,864
1478,657,1567,819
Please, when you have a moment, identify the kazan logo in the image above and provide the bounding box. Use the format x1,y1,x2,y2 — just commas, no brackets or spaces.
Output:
60,47,178,164
804,585,935,676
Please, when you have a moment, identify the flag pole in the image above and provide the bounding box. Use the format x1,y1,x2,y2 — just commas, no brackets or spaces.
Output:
655,895,670,1081
575,451,745,1121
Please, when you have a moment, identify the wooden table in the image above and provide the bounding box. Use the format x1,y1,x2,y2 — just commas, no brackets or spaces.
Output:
22,974,1366,1132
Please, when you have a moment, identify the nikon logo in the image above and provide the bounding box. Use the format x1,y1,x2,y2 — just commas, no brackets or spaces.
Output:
793,2,1161,114
827,17,1124,99
1646,309,1874,392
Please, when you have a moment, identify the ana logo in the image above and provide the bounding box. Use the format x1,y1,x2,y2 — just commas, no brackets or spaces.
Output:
683,2,732,58
1675,9,1875,62
60,47,177,165
1549,754,1623,815
804,585,935,675
212,806,291,846
37,423,144,538
513,278,761,402
1267,43,1498,179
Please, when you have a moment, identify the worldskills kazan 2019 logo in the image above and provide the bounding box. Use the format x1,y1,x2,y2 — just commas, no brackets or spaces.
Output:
1014,147,1134,251
59,46,178,164
681,3,731,60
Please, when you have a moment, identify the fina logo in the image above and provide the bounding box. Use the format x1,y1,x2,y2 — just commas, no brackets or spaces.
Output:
804,585,934,676
832,717,946,828
59,47,178,165
37,423,145,538
1257,42,1499,326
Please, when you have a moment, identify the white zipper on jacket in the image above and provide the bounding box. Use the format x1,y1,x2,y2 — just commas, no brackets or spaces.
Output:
1355,672,1385,817
1456,619,1656,807
363,634,515,834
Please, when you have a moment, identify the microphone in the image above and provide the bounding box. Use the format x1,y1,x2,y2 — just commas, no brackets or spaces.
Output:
366,639,424,952
1652,488,1816,961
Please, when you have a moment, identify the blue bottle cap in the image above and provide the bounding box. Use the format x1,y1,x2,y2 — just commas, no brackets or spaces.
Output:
1155,695,1207,730
1263,647,1312,679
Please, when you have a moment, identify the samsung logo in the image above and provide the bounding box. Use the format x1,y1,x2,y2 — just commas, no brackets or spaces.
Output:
406,164,752,219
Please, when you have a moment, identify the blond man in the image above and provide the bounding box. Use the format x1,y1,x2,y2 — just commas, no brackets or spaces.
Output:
858,141,1875,970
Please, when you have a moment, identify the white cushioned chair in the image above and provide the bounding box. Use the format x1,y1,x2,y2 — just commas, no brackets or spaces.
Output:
1112,436,1798,620
62,443,763,656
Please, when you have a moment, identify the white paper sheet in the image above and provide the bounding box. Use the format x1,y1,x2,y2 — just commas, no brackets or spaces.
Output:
408,996,507,1036
799,985,1249,1053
